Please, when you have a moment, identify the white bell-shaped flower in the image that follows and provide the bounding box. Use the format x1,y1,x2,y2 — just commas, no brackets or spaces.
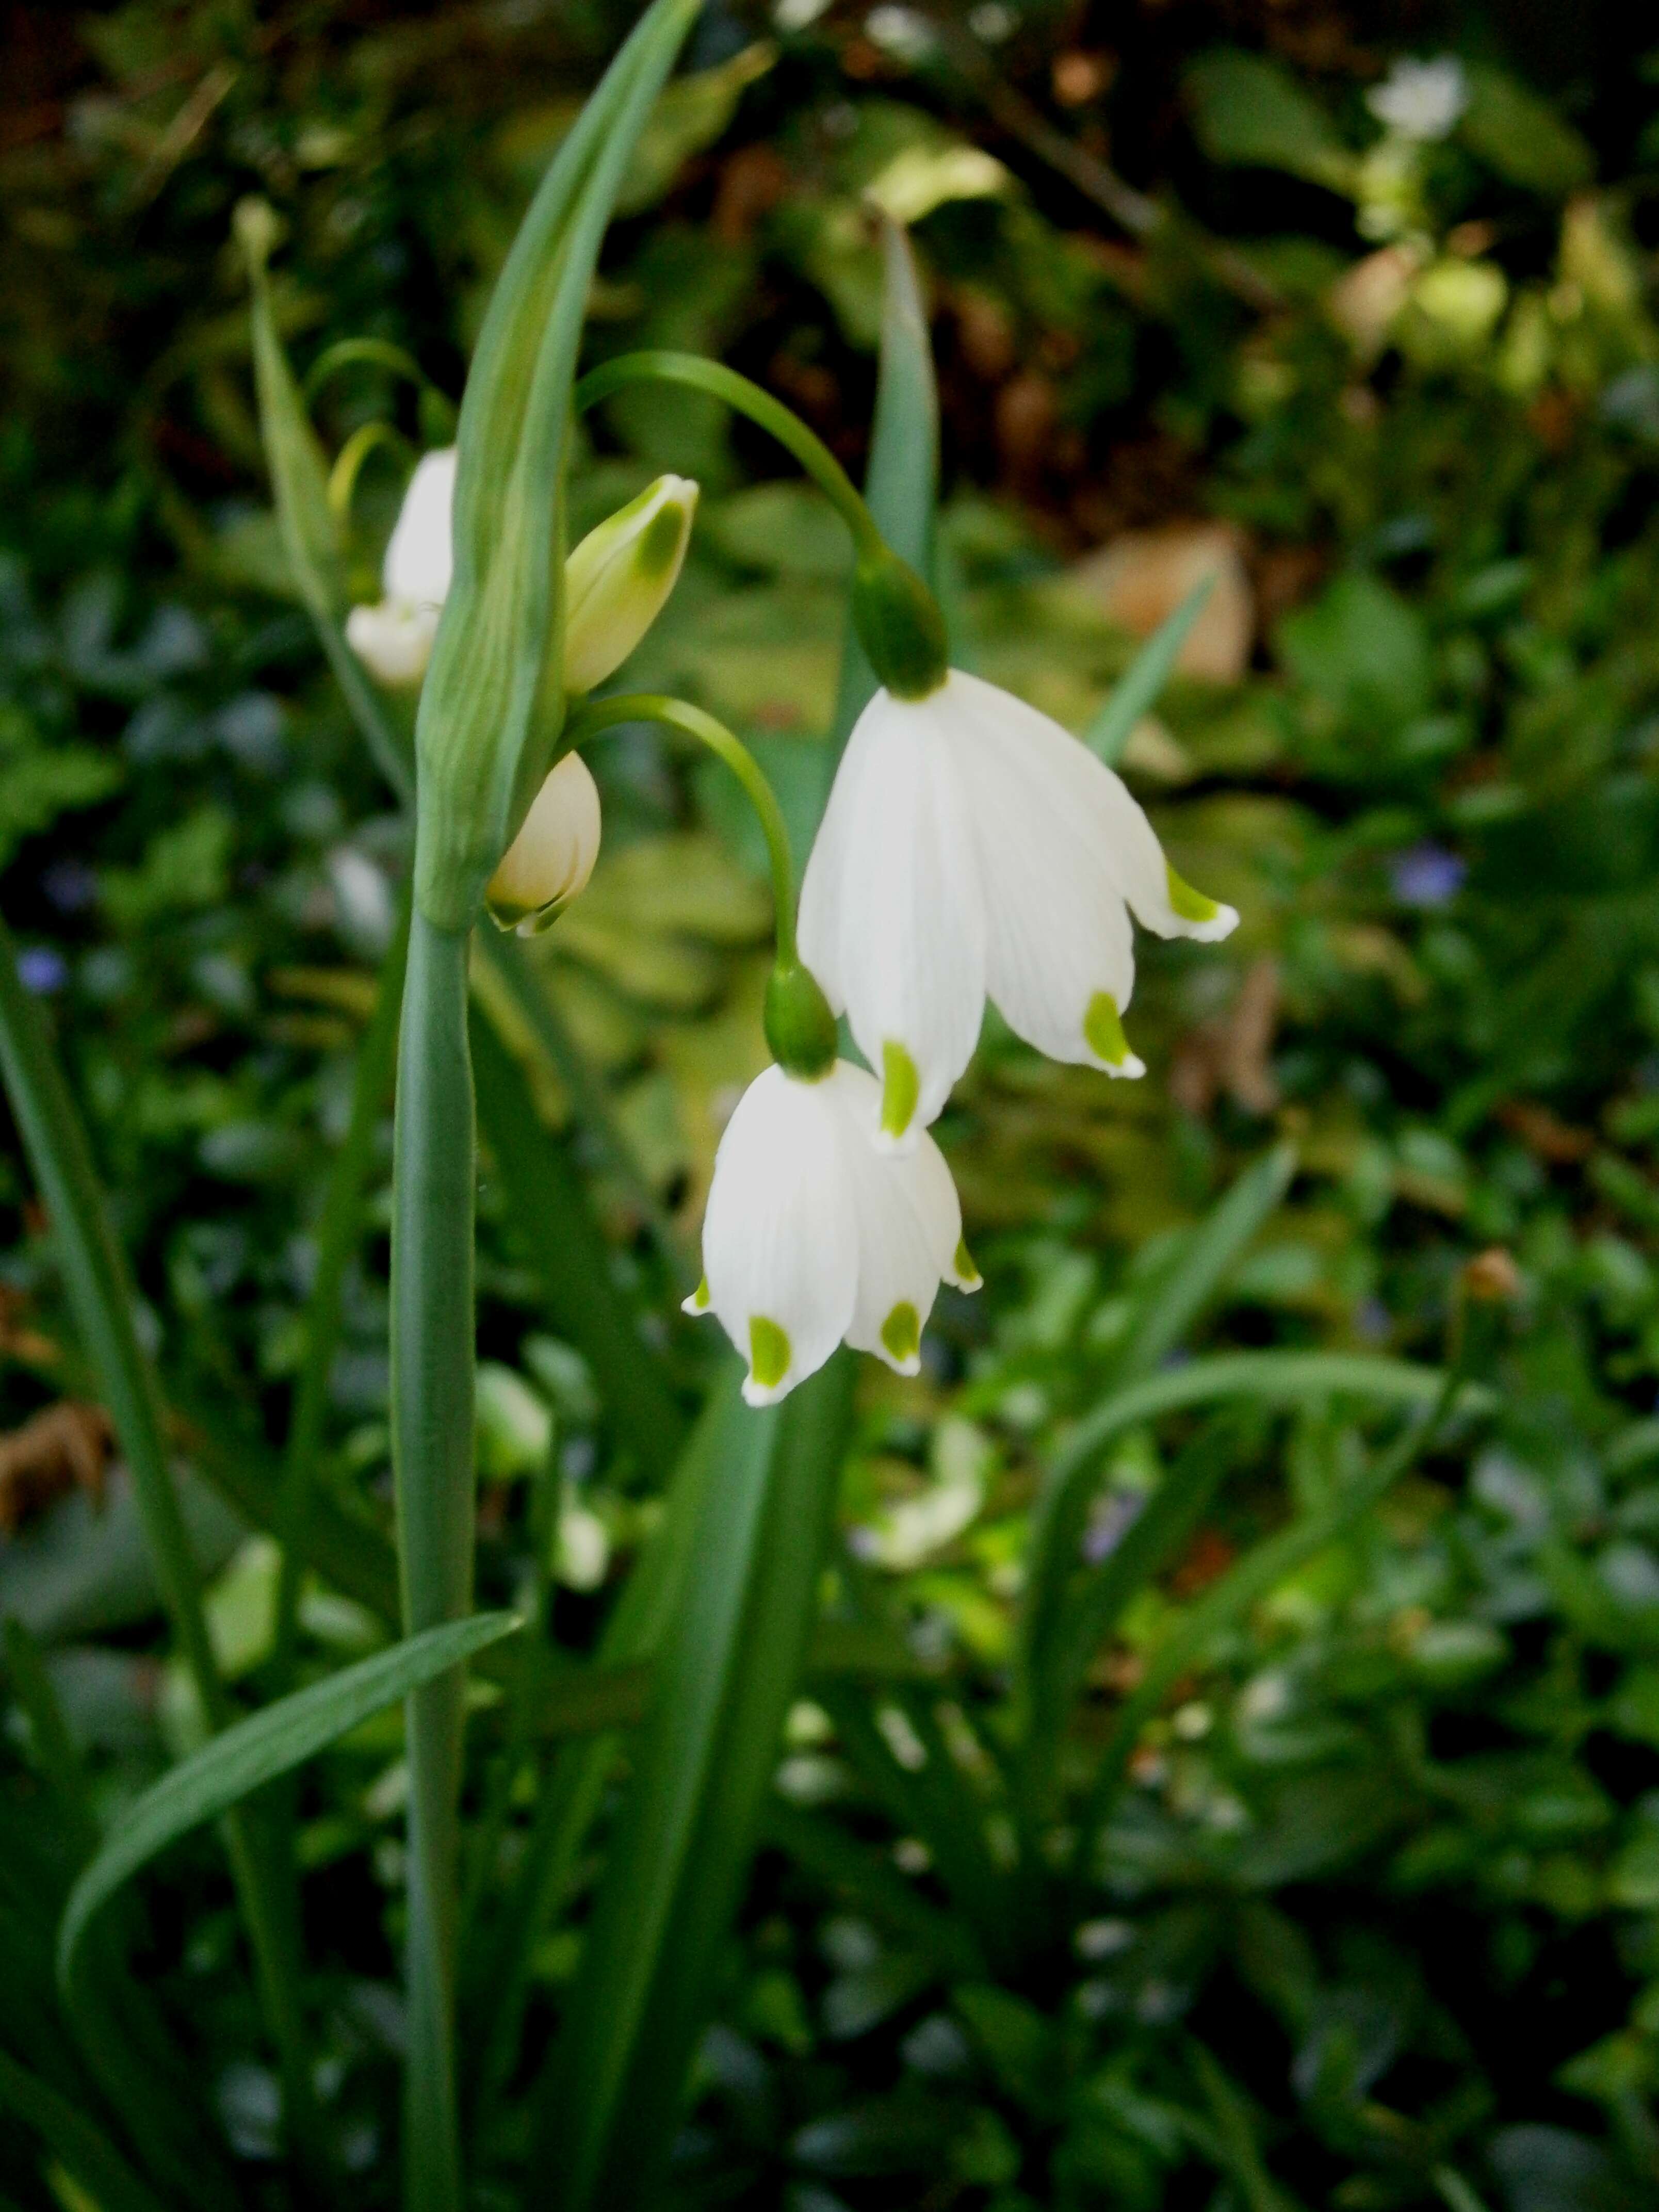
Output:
685,1060,978,1405
485,751,603,934
798,670,1238,1147
1364,55,1468,142
345,447,457,686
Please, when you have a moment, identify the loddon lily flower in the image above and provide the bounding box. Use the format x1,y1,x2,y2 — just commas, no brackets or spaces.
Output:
346,456,698,695
486,751,603,934
685,1056,979,1406
798,668,1239,1148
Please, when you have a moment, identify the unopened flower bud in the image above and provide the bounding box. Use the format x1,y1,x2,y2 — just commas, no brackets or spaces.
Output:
563,475,698,696
485,751,602,935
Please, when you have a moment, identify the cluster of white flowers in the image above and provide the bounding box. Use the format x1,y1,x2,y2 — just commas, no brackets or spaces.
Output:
352,450,1239,1406
689,672,1236,1404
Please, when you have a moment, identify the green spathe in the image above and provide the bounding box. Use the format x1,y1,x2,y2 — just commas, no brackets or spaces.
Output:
412,0,702,932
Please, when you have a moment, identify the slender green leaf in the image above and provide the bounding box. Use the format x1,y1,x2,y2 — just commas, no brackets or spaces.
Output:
1073,1387,1468,1866
530,1354,856,2211
1019,1419,1239,1817
806,215,939,856
1019,1146,1296,1736
471,1006,686,1474
58,1611,519,1998
1108,1144,1297,1386
762,1801,986,1976
0,910,322,2178
0,2048,170,2212
1083,572,1216,769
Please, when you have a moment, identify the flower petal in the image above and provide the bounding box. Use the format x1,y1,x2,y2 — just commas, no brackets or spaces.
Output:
799,690,987,1149
826,1065,967,1374
383,447,458,609
949,669,1237,946
345,599,440,688
945,675,1145,1076
697,1066,859,1404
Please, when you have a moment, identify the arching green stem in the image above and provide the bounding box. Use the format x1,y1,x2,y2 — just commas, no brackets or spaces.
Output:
574,352,886,566
565,692,801,966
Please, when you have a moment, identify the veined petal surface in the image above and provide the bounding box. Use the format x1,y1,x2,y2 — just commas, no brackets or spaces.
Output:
799,689,986,1148
828,1063,972,1373
695,1065,859,1405
383,447,457,609
945,673,1144,1076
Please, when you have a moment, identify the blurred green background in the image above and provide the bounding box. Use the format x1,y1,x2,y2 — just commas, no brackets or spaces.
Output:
8,2,1659,2207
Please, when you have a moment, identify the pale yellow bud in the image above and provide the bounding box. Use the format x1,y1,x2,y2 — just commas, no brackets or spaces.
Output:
485,752,602,935
563,475,697,695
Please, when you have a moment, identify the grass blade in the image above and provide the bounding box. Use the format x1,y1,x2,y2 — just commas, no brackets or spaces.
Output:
529,1353,856,2211
58,1611,519,2000
0,2048,171,2212
1083,571,1216,769
0,908,325,2182
1019,1146,1296,1753
1106,1143,1296,1389
807,216,938,854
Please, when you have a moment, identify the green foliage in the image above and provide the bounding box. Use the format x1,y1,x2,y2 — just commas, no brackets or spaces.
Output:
4,6,1659,2212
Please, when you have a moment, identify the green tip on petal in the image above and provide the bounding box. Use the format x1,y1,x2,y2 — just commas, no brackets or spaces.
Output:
1084,991,1141,1072
749,1315,791,1391
638,500,688,579
685,1274,710,1314
1166,861,1223,926
953,1236,982,1290
881,1040,920,1140
880,1300,921,1366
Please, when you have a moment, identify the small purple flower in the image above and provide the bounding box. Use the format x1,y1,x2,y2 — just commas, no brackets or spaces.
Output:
41,859,96,914
1391,843,1466,908
17,946,67,995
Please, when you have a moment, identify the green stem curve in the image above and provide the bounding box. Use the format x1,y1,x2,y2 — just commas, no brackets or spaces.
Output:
574,352,885,563
566,692,800,967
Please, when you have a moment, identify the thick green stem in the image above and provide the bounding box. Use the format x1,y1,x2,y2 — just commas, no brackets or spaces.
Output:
575,352,885,562
390,910,478,2212
565,693,799,965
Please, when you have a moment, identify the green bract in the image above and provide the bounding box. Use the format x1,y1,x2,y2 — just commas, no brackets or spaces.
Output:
412,0,703,931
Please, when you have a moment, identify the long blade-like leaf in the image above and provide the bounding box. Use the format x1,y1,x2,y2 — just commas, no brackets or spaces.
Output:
1019,1145,1296,1737
58,1611,519,1996
0,911,323,2180
0,2048,170,2212
530,1355,856,2211
1083,571,1216,768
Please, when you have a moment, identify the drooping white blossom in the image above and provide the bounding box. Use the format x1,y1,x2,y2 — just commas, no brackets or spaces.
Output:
684,1059,978,1405
345,456,697,693
798,670,1238,1147
485,751,603,934
1365,56,1468,142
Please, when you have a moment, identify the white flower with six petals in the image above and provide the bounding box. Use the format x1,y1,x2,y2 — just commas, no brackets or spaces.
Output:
798,669,1238,1147
685,1059,978,1405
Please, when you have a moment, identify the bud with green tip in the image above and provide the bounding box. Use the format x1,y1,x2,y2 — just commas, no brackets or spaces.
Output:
485,750,603,935
564,475,698,695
